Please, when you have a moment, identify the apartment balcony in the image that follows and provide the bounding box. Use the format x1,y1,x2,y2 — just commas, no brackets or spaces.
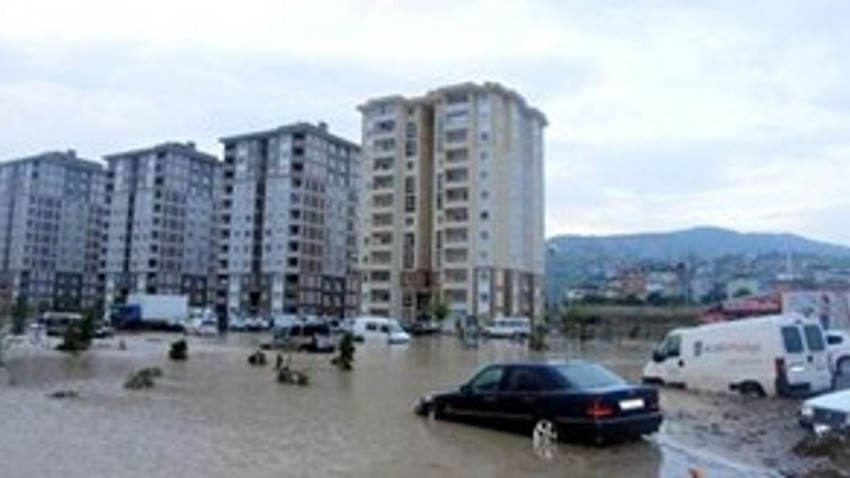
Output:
445,147,469,164
444,247,469,265
368,270,392,286
443,207,469,224
443,168,469,185
443,227,469,244
444,187,469,204
372,157,395,172
443,268,469,284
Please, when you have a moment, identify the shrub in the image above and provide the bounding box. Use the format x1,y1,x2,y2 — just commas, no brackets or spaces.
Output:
56,316,94,354
331,332,355,371
277,367,310,386
124,367,163,390
169,339,188,361
248,350,267,366
528,324,548,351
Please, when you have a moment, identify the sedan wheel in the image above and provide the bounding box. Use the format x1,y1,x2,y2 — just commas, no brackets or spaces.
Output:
427,403,442,421
532,418,558,445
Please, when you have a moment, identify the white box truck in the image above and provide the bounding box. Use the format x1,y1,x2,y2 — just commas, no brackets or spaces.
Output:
642,314,832,397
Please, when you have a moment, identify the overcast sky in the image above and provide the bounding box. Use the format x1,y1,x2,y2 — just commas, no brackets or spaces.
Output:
1,0,848,244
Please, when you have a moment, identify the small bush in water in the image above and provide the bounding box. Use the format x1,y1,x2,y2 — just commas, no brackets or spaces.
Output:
169,339,188,361
124,367,163,390
331,332,356,371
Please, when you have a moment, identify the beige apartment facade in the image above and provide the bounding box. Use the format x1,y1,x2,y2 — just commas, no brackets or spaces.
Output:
358,82,546,324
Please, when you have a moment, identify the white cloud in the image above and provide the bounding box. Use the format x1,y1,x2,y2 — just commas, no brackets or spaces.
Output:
1,0,849,244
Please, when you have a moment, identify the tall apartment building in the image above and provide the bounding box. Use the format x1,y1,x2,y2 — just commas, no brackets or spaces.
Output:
218,122,360,318
103,143,220,308
358,82,546,323
0,151,106,313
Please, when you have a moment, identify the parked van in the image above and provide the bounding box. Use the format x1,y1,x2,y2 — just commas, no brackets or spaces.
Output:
350,317,410,344
41,312,84,337
272,321,335,353
642,314,832,397
482,317,532,339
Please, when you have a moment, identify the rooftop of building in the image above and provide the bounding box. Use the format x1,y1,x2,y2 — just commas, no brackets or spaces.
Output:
358,81,548,126
218,121,361,150
0,150,104,171
103,141,219,164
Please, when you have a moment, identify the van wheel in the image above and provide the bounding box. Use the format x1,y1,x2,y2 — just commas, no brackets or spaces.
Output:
739,381,766,398
532,418,559,445
837,357,850,376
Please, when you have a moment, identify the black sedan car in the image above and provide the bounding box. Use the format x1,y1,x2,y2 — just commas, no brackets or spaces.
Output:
414,360,662,444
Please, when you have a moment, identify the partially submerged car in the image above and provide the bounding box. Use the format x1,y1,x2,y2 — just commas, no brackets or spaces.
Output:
414,360,662,444
800,389,850,434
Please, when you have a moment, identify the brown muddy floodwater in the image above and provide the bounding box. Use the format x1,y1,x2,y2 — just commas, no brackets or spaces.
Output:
0,334,807,477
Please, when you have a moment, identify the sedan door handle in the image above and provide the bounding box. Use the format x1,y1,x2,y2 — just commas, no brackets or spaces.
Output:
483,396,497,402
521,396,537,404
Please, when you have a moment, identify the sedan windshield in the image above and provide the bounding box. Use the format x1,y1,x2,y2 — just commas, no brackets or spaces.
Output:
555,363,626,389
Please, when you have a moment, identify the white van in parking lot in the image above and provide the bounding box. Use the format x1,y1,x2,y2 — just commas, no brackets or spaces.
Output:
482,317,532,339
350,317,410,344
642,314,833,397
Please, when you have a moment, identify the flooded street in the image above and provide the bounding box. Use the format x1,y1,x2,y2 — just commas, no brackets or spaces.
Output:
0,334,836,477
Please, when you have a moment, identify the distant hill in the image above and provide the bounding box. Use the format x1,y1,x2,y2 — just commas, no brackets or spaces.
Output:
545,226,850,301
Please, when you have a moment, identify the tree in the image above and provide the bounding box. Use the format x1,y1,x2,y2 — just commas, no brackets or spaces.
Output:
11,297,29,336
0,319,11,374
56,315,94,354
430,300,450,323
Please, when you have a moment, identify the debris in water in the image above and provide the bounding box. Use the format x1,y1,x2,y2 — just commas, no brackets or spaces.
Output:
48,390,79,399
124,367,163,390
248,350,267,366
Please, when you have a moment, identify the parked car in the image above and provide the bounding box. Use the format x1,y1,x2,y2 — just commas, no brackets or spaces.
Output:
93,325,115,339
643,314,833,397
414,360,662,444
228,316,247,331
245,316,269,332
800,388,850,434
187,318,219,336
482,317,532,339
409,320,442,336
825,330,850,376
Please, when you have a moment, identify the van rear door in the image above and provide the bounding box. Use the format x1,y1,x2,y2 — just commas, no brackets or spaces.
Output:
779,324,831,395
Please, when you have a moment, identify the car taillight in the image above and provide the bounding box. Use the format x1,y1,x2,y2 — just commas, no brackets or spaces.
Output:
586,398,615,418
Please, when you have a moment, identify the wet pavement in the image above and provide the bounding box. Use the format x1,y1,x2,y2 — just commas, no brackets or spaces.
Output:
0,333,843,477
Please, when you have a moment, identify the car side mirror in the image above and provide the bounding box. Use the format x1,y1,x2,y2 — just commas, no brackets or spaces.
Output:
652,350,665,362
460,384,472,395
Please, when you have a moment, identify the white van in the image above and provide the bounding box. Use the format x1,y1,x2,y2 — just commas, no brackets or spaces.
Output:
482,317,532,339
350,317,410,344
642,314,832,397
